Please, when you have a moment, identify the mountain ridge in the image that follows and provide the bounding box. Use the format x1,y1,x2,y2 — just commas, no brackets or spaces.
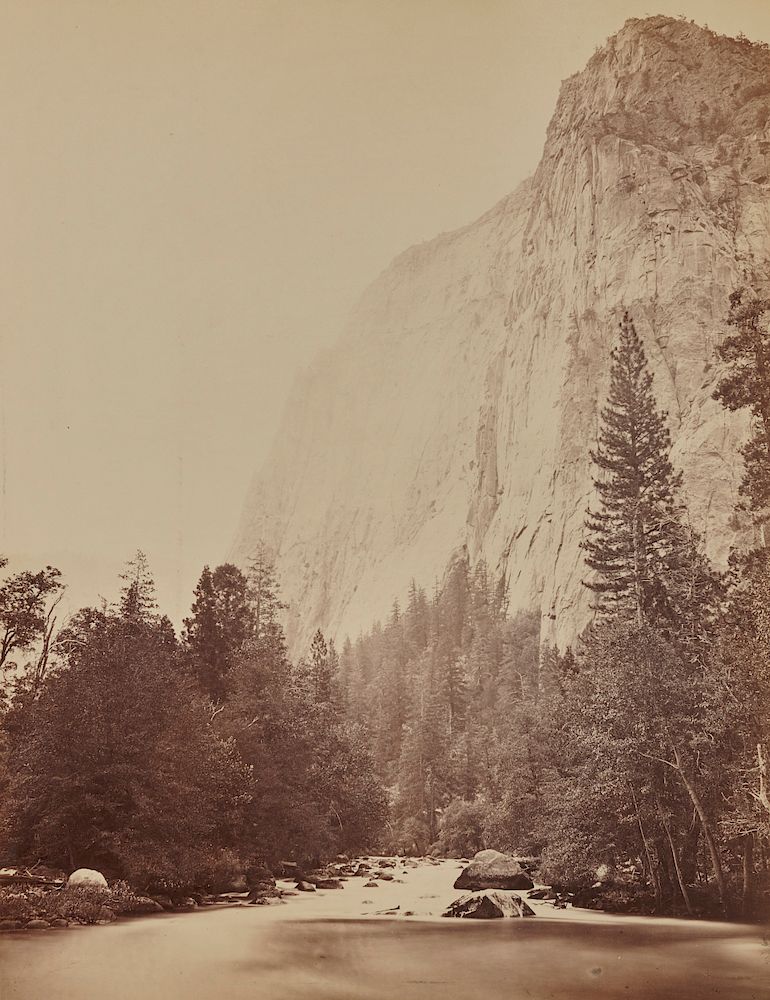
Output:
232,15,770,655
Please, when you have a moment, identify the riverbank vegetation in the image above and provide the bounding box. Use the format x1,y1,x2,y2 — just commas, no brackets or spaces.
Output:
341,296,770,920
0,550,386,899
0,880,150,928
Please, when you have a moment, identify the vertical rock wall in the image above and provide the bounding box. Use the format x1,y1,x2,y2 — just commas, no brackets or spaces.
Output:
232,17,770,654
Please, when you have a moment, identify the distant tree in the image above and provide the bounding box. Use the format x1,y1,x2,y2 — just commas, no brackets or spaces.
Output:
183,563,252,703
118,550,158,623
246,543,287,669
582,311,687,626
433,797,487,857
336,637,354,711
309,629,330,702
713,288,770,524
405,580,429,655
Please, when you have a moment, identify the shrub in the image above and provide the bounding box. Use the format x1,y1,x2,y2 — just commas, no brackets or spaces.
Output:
201,849,245,893
431,798,487,857
0,881,143,925
0,888,36,920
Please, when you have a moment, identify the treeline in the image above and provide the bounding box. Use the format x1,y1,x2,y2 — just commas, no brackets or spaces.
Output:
0,289,767,918
0,547,386,893
341,292,770,918
338,564,541,853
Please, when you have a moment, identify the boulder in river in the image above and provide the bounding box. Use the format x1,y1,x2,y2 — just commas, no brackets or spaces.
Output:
296,881,316,892
67,868,109,890
315,878,343,889
443,890,536,919
454,850,534,891
247,882,280,902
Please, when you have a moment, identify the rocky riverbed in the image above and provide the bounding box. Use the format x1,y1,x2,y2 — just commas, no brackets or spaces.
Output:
1,857,768,999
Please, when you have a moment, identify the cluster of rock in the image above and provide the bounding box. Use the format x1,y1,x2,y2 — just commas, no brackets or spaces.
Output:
274,854,414,895
443,850,538,920
3,852,649,929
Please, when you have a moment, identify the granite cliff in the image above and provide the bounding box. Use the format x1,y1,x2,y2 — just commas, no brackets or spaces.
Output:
232,16,770,653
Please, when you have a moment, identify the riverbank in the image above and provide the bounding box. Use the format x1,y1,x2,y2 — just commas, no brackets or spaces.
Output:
1,859,767,1000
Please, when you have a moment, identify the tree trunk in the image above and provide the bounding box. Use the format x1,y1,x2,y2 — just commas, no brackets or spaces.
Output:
755,743,770,818
633,507,645,626
679,822,700,885
672,747,726,909
630,784,662,909
657,797,693,916
742,833,754,920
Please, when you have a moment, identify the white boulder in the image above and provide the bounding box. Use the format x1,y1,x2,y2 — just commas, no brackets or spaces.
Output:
67,868,109,890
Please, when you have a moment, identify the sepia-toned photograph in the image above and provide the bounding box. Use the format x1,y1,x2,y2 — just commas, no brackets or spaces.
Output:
1,1,769,997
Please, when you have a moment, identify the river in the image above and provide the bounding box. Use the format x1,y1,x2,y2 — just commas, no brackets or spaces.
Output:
1,860,767,999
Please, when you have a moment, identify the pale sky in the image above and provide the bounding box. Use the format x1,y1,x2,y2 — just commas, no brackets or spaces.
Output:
3,0,770,627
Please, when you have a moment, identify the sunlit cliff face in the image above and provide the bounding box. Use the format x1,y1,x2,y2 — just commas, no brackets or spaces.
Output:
232,16,770,656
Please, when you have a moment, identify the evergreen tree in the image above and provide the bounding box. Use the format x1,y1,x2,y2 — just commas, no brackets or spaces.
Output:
118,550,158,623
308,628,335,704
405,580,429,655
246,543,287,669
713,288,770,524
183,563,252,703
582,312,685,625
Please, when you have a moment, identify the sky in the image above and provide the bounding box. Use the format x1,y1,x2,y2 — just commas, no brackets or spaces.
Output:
3,0,770,626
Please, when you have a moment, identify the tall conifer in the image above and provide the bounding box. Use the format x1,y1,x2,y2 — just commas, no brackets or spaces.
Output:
582,312,684,624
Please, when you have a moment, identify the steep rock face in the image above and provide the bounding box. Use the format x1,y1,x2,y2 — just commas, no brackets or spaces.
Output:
232,17,770,653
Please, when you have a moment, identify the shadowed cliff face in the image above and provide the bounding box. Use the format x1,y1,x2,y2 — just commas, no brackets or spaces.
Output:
232,16,770,655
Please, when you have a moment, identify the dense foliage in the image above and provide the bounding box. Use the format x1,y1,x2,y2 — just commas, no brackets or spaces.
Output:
340,303,770,918
713,288,770,522
0,551,386,893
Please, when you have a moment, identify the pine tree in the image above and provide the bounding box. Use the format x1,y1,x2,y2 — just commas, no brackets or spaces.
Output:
405,580,429,655
713,288,770,525
118,550,158,623
183,563,252,703
246,542,287,668
308,628,335,704
582,312,685,625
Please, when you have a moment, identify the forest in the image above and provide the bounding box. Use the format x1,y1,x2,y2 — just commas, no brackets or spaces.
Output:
0,547,386,894
341,291,770,918
0,288,768,919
